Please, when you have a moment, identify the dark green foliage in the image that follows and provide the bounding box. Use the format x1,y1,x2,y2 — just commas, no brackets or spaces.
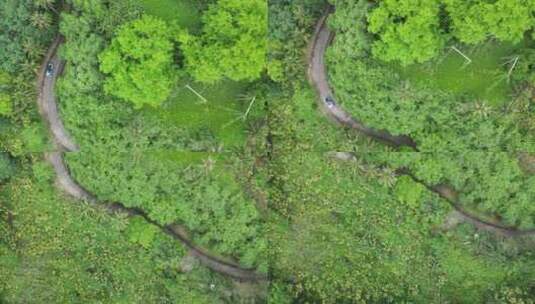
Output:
0,153,14,182
265,2,535,301
0,0,55,73
65,151,267,270
0,72,12,116
3,0,535,302
267,148,535,303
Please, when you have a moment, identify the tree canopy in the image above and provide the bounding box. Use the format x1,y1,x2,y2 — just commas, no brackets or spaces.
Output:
367,0,445,65
444,0,535,44
178,0,267,83
0,0,55,73
367,0,535,65
99,15,174,108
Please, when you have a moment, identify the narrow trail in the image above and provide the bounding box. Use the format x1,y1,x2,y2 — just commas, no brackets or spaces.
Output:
37,36,267,282
309,7,535,237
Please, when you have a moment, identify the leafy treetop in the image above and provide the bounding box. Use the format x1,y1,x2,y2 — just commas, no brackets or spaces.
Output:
367,0,535,65
367,0,445,65
99,15,174,108
444,0,535,44
178,0,267,83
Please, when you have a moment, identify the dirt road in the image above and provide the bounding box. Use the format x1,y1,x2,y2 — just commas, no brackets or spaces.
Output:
37,36,79,152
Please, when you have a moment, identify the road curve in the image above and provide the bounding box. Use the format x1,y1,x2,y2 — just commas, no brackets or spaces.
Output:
37,36,267,282
307,6,417,150
310,5,535,237
37,36,79,152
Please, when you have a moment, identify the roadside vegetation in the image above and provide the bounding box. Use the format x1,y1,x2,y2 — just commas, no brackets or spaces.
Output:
266,0,535,302
1,0,535,303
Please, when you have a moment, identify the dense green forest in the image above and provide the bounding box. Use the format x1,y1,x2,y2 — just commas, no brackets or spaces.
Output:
1,0,534,303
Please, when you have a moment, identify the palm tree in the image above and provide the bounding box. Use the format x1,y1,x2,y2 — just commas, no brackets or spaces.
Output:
34,0,58,14
30,12,52,30
202,157,216,175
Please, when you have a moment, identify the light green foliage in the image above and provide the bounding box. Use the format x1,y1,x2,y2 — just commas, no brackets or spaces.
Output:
366,0,535,65
58,1,267,271
4,0,264,302
328,3,535,152
394,175,424,207
126,217,159,249
367,0,444,65
0,95,13,116
20,124,48,153
444,0,535,44
99,15,174,108
178,0,267,83
31,161,54,183
266,3,535,301
268,0,325,83
0,72,12,116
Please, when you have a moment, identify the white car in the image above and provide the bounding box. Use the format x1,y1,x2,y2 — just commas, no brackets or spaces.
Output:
324,96,336,108
45,63,54,77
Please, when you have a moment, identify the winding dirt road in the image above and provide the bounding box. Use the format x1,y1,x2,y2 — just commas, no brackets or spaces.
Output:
37,36,79,152
307,6,417,150
310,8,535,237
37,36,267,282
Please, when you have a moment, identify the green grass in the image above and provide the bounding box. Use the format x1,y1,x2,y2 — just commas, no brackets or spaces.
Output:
144,77,250,149
139,0,201,29
396,41,527,106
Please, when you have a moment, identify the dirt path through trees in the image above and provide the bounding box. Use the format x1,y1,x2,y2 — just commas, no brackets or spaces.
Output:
37,36,267,282
310,8,535,237
307,6,417,150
